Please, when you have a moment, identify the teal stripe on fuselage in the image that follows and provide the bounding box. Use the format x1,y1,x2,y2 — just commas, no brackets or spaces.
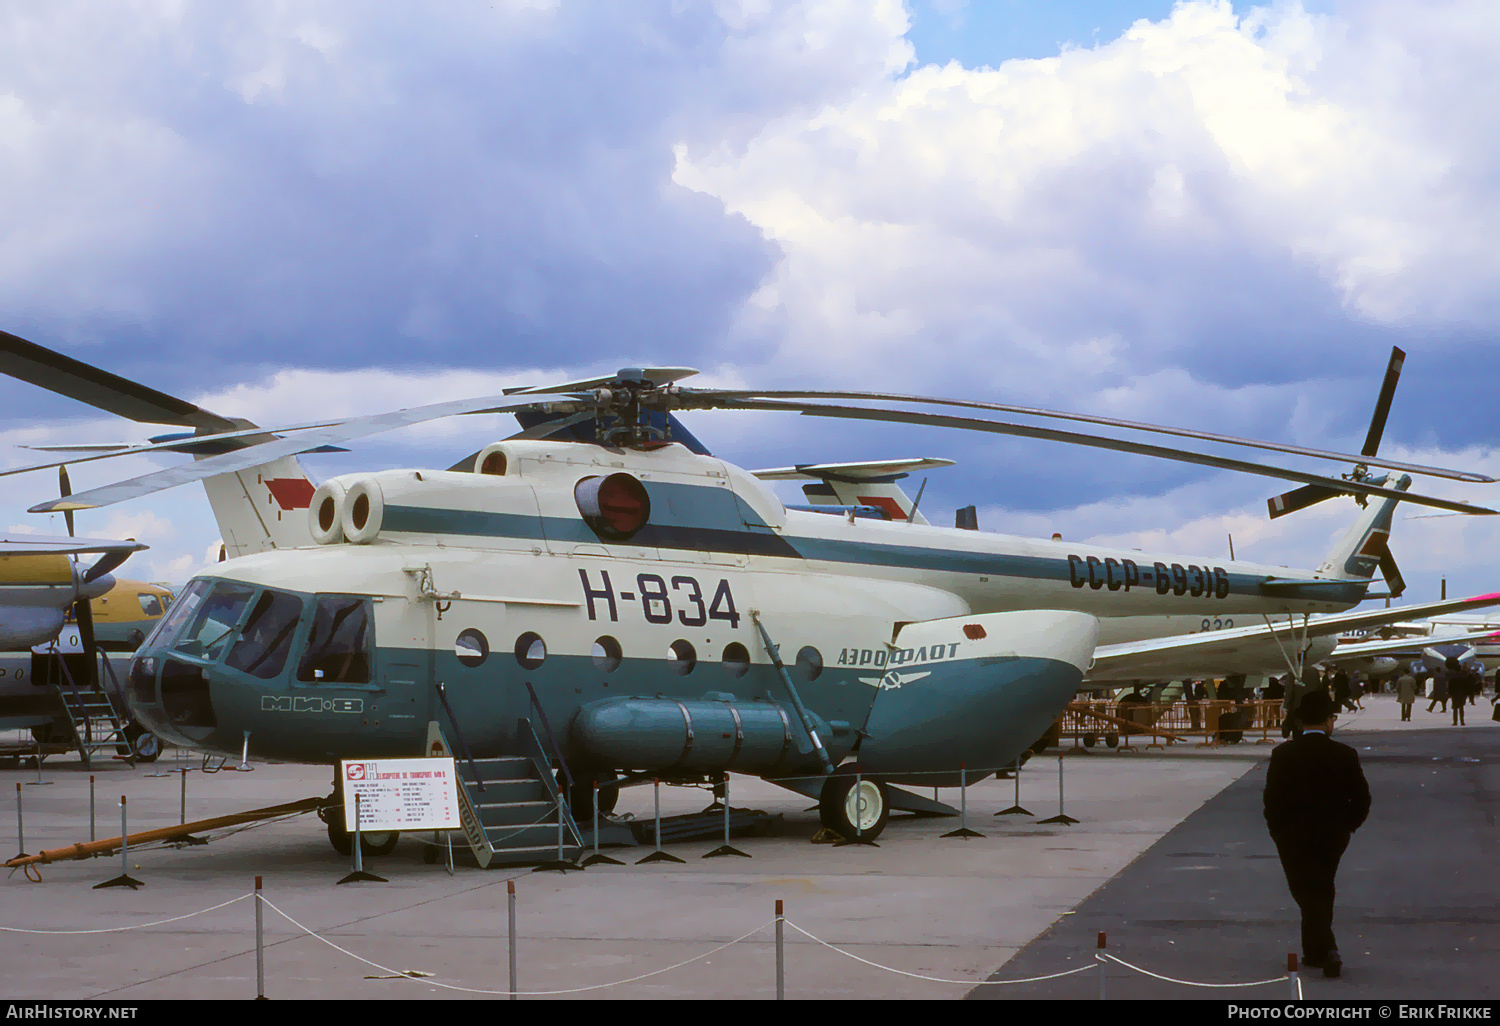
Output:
381,498,1364,602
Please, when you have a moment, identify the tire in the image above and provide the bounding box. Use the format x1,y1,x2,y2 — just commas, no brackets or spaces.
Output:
117,722,162,762
1082,733,1097,749
1105,733,1119,749
818,769,890,841
326,818,400,858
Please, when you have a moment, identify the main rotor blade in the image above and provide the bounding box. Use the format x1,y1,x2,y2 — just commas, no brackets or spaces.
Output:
1362,346,1404,457
707,398,1497,517
1267,482,1343,520
0,329,239,431
0,421,342,480
687,386,1492,483
29,392,591,513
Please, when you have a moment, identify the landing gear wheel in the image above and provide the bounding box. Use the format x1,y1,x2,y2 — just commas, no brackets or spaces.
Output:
116,723,162,762
326,818,400,858
818,770,890,841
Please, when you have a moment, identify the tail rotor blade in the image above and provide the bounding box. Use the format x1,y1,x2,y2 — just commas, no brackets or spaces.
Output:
1362,346,1405,457
1267,483,1343,519
1379,549,1406,599
59,465,74,538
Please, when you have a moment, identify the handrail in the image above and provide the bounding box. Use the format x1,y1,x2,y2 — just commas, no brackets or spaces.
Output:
516,715,583,848
523,681,574,791
433,682,485,792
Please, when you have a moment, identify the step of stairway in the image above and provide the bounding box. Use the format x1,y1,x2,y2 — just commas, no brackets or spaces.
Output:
474,800,557,829
457,756,534,783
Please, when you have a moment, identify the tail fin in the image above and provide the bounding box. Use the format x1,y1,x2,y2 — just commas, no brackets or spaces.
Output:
0,331,317,558
1316,474,1410,581
201,451,318,558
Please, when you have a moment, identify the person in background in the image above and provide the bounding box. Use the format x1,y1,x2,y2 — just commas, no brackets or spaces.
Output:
1263,691,1370,979
1396,672,1416,722
1427,671,1449,714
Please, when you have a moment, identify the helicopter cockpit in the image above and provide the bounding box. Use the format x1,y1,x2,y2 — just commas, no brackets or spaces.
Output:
126,575,380,757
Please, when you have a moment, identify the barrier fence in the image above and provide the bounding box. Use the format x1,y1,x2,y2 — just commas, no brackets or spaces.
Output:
1058,699,1283,751
0,883,1308,999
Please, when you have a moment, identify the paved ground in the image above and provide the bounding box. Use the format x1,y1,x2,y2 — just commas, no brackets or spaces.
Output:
971,698,1500,1000
0,694,1492,1000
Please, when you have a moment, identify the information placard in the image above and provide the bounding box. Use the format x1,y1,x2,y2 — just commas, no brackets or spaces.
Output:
340,757,461,832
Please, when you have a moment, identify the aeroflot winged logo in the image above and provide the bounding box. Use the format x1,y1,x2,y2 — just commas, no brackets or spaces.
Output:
859,669,931,691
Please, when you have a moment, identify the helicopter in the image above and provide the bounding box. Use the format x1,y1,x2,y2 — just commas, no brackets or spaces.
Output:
0,331,1495,852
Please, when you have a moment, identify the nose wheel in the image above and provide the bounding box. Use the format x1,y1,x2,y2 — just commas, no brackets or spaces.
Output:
818,770,890,841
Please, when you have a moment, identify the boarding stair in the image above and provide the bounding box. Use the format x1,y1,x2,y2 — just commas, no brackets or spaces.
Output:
39,648,133,768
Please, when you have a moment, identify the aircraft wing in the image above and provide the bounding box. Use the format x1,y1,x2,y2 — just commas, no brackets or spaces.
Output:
1086,592,1500,682
1322,629,1500,661
0,535,147,557
28,392,587,513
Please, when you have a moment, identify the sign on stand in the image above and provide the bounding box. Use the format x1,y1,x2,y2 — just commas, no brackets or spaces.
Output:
340,757,461,832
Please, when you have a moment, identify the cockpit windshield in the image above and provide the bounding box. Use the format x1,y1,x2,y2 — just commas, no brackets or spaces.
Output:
172,582,255,662
297,596,373,684
140,578,209,650
225,590,305,680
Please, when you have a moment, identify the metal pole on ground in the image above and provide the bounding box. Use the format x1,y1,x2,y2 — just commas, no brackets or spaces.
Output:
775,899,785,1001
12,782,25,860
507,879,518,1001
254,876,266,1000
942,764,984,838
703,774,750,858
1038,755,1079,825
234,731,254,772
26,741,50,786
581,781,624,867
337,793,386,884
995,756,1032,816
637,778,684,864
94,795,143,889
1098,932,1107,1000
180,766,187,824
89,775,95,843
533,783,579,872
1287,953,1299,999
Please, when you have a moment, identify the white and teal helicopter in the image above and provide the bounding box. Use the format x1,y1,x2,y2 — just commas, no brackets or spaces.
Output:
1,333,1495,857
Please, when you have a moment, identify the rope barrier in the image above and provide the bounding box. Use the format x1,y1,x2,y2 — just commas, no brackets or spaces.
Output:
782,921,1096,985
261,897,774,996
0,893,252,934
1098,952,1291,989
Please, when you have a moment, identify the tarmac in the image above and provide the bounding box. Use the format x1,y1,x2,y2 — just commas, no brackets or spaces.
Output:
0,693,1492,1000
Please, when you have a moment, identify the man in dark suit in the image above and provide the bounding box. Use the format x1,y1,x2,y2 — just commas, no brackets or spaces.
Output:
1263,690,1371,978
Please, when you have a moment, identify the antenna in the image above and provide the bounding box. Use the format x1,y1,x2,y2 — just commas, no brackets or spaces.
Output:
1228,533,1235,561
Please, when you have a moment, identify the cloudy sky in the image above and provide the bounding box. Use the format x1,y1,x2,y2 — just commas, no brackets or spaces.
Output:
1,0,1497,604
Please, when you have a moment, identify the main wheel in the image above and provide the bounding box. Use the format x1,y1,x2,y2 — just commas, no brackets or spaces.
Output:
818,770,890,841
326,818,400,857
116,722,162,762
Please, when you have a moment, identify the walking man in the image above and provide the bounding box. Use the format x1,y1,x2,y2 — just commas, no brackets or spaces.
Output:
1263,691,1370,978
1396,673,1416,721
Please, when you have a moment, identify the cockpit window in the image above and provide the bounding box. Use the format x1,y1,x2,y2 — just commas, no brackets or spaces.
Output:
141,579,209,650
225,590,305,680
297,596,373,684
137,593,164,618
173,582,255,662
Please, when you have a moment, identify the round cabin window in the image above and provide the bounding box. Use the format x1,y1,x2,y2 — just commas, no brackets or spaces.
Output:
592,636,622,673
722,642,750,679
667,640,697,676
795,646,823,682
515,632,547,670
455,629,489,668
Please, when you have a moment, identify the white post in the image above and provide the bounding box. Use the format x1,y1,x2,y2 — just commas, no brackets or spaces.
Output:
508,879,518,1001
